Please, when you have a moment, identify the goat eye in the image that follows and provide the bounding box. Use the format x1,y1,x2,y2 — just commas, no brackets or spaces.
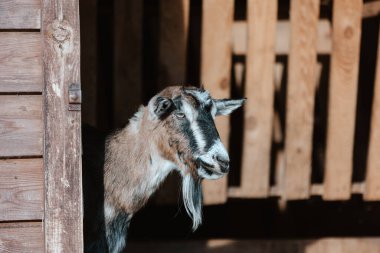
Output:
175,112,186,119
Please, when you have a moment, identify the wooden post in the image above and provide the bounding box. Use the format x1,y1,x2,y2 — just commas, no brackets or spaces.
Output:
201,0,234,204
42,0,83,251
323,0,362,200
364,24,380,200
239,0,277,197
284,0,320,200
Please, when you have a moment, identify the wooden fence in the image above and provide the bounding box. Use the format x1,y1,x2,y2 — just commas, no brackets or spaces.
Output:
80,0,380,204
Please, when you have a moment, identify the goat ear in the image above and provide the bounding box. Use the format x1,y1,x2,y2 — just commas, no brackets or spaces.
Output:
214,98,246,116
154,96,174,118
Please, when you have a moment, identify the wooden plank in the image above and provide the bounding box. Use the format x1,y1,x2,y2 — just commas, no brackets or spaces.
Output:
238,0,277,197
113,0,143,128
42,0,83,251
0,95,43,157
0,33,43,92
127,238,380,253
323,0,362,200
201,0,234,204
284,0,320,200
364,26,380,201
232,20,332,56
0,0,41,29
0,222,44,252
0,159,43,221
80,0,98,126
158,0,189,88
362,1,380,18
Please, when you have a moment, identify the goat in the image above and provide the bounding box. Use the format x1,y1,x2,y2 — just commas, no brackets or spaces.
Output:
83,86,245,253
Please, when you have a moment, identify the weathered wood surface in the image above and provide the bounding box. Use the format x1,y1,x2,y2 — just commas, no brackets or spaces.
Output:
42,0,83,251
201,0,234,205
284,0,320,200
127,238,380,253
158,0,189,89
232,20,332,56
239,0,277,197
324,0,362,200
364,26,380,201
362,0,380,18
113,0,143,127
0,0,41,29
0,222,44,253
0,159,43,221
0,33,43,92
0,95,42,157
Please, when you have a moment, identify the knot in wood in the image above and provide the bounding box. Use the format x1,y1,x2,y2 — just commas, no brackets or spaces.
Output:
51,20,71,43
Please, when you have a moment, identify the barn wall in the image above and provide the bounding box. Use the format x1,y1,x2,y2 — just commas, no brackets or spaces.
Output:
0,1,44,251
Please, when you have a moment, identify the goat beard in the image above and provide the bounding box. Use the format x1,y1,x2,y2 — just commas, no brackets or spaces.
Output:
182,173,203,231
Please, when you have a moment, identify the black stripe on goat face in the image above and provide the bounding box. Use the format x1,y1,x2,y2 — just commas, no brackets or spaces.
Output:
172,94,230,180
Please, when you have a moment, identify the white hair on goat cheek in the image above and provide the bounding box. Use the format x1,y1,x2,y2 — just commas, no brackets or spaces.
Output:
182,173,203,230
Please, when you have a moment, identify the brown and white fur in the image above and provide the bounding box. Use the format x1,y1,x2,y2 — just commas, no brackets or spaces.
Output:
83,86,244,253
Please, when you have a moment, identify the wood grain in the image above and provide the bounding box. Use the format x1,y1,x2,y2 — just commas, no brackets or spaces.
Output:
113,0,143,127
364,26,380,201
0,95,42,157
324,0,362,200
0,0,41,29
284,0,320,200
201,0,234,204
42,0,83,251
239,0,277,197
0,159,43,221
0,33,43,92
0,222,44,253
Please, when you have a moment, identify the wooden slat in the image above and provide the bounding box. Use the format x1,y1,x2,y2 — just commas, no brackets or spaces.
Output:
362,1,380,18
232,20,332,55
0,222,44,252
127,238,380,253
113,0,143,127
0,33,43,92
158,0,189,89
364,25,380,201
0,159,43,221
42,0,83,251
0,0,41,29
239,0,277,197
201,0,234,204
284,0,320,200
0,95,43,157
323,0,362,200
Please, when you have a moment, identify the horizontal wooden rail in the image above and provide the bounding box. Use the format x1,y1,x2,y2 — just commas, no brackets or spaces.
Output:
0,0,41,29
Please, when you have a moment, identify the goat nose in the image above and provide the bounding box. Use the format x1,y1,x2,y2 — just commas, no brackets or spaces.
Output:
215,155,229,173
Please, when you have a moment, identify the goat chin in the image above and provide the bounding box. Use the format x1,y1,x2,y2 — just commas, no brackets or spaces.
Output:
181,173,203,231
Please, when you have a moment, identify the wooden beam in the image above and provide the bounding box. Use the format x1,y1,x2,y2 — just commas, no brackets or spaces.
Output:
42,0,83,251
201,0,234,205
239,0,277,197
0,159,43,221
0,222,44,252
324,0,362,200
0,33,43,92
127,238,380,253
364,24,380,201
0,95,42,157
362,1,380,18
0,0,41,29
284,0,320,200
